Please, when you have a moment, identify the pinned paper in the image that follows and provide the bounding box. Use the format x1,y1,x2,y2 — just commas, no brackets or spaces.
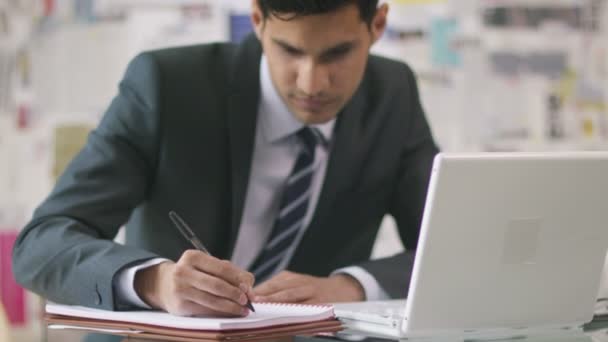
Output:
53,124,92,180
431,18,462,67
0,230,26,326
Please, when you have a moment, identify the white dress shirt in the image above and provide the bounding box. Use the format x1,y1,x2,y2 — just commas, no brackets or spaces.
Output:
115,56,389,308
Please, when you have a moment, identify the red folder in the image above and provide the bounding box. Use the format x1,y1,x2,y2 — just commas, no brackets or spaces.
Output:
0,230,27,326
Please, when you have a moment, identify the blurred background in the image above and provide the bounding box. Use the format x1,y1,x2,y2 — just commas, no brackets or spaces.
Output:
0,0,607,340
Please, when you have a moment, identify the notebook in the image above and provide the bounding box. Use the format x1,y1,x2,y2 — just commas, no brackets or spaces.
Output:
46,302,341,341
335,152,608,339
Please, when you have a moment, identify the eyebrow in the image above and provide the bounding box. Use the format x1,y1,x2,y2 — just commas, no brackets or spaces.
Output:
272,38,358,58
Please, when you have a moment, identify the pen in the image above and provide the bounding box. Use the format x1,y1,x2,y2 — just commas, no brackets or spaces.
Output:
169,210,256,313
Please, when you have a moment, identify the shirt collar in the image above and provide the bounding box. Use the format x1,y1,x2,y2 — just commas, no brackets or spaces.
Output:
258,56,335,145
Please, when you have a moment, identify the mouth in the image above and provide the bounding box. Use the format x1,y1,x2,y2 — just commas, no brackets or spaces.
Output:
291,97,332,112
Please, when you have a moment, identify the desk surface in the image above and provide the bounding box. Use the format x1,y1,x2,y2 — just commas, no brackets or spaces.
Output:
46,320,608,342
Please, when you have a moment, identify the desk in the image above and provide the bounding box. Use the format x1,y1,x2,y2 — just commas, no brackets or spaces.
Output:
46,320,608,342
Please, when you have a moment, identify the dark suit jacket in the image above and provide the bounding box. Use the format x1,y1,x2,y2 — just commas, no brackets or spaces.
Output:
12,35,439,310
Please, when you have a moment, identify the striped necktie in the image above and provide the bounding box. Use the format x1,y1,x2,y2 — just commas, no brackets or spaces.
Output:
250,127,325,282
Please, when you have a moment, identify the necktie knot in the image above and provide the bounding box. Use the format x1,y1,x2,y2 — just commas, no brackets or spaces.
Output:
297,127,326,155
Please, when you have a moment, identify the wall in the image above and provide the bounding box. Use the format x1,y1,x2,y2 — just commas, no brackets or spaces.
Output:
0,1,606,340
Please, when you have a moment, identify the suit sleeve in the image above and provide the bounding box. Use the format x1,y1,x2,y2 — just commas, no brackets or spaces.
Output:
355,65,439,299
12,53,164,310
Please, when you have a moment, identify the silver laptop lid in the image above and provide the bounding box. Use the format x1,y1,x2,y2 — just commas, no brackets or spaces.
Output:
403,152,608,336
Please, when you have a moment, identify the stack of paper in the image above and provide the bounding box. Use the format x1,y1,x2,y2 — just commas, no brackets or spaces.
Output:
46,302,341,341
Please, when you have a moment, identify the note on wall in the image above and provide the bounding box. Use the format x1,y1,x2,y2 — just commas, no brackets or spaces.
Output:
53,124,92,180
126,3,227,59
0,230,26,326
431,17,462,67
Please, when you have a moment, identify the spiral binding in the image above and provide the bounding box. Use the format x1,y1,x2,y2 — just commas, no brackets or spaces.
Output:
256,302,333,310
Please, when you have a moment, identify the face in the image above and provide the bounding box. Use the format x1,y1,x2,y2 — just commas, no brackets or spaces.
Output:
252,2,388,125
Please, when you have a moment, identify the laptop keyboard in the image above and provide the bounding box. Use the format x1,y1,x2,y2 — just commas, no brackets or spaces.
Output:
334,300,407,323
358,305,404,319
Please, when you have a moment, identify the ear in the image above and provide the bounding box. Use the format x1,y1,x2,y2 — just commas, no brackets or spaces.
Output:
251,0,264,40
370,3,389,44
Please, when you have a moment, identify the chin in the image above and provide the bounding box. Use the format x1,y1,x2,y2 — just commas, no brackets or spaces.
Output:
296,115,333,125
294,110,338,125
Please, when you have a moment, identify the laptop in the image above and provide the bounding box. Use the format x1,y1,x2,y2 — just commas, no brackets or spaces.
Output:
334,152,608,339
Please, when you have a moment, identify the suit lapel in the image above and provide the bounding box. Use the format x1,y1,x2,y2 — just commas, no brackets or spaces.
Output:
226,36,263,257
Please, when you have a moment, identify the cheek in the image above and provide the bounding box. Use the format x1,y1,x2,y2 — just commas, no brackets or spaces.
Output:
331,59,366,94
270,64,297,92
277,58,298,79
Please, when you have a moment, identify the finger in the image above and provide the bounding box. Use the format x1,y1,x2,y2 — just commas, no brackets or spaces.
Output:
239,282,256,305
254,272,299,296
181,267,248,305
180,250,252,288
182,286,249,317
269,271,294,282
207,260,253,289
278,271,296,280
164,281,245,318
254,278,288,296
256,286,314,303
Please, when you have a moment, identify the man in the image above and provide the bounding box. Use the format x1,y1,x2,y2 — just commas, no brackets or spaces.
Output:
13,0,438,320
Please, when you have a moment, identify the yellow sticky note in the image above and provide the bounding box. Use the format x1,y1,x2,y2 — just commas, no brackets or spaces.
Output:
53,124,92,180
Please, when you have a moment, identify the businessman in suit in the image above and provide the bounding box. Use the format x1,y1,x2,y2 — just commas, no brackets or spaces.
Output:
13,0,438,318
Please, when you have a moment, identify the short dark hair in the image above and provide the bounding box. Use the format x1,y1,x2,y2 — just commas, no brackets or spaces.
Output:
258,0,379,26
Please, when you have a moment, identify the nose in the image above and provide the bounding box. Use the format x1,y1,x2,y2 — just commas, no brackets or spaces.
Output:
296,60,330,97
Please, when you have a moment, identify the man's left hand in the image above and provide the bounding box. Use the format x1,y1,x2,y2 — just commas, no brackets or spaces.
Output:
253,271,365,304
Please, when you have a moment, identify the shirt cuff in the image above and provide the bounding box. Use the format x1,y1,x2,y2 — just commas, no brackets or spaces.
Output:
332,266,390,301
115,257,170,309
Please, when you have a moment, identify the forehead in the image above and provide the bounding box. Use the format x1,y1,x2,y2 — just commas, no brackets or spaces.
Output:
262,4,368,51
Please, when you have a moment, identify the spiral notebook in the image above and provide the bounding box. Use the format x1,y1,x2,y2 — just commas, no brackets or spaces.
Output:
45,302,341,341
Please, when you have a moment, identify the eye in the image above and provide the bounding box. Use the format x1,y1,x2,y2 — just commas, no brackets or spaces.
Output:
281,45,303,57
321,46,353,63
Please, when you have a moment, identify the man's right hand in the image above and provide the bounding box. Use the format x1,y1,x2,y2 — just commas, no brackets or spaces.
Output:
134,250,255,317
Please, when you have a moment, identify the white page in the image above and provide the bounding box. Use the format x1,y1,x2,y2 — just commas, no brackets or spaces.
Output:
46,302,334,331
48,324,143,334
